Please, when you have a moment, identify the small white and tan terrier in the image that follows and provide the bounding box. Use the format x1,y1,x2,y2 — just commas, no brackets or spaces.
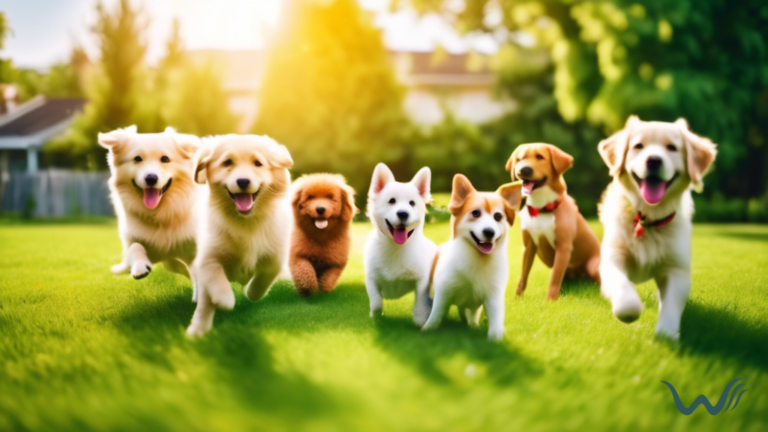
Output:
186,134,293,337
598,116,717,340
364,163,438,326
98,126,202,298
422,175,522,341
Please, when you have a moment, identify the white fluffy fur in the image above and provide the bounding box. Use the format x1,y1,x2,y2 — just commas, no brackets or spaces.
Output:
99,126,202,297
518,185,560,248
364,164,438,326
598,117,717,340
186,134,293,337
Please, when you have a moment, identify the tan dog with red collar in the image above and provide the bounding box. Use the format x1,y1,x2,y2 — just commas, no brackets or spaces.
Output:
506,143,601,300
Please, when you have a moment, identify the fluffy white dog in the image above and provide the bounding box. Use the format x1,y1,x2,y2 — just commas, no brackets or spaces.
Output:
364,163,437,326
597,116,717,340
99,126,202,298
186,134,293,337
421,175,521,340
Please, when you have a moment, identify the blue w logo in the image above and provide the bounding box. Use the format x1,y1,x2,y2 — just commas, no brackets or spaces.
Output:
661,378,748,415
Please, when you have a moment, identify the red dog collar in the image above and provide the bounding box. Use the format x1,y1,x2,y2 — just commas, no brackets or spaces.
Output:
527,199,562,217
633,212,676,238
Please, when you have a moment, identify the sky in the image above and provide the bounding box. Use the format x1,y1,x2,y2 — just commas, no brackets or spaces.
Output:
0,0,499,70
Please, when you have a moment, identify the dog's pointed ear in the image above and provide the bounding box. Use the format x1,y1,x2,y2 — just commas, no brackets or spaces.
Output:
598,121,633,176
164,126,177,134
341,182,359,221
548,145,574,176
266,140,293,169
194,144,214,185
410,167,432,204
506,145,524,180
677,118,717,193
448,174,474,216
497,182,523,225
369,163,395,197
97,126,136,152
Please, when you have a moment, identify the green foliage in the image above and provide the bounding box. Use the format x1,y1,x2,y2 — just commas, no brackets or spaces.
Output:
255,0,412,200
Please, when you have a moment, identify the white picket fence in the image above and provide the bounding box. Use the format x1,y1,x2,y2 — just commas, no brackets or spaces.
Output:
1,170,113,217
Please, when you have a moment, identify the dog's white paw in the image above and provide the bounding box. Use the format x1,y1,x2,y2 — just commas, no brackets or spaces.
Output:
412,310,429,327
487,327,505,341
612,290,643,323
111,262,129,274
209,288,236,311
131,260,152,279
186,322,210,338
655,323,680,341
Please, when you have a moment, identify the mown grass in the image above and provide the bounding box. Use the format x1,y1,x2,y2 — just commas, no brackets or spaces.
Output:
0,219,766,431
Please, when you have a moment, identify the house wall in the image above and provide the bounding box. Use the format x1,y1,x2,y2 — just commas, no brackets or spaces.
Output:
403,86,514,126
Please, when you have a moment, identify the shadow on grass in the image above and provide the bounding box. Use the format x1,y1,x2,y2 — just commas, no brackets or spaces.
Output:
680,301,768,371
712,231,768,243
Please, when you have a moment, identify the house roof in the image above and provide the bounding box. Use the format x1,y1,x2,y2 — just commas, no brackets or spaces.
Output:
0,96,85,150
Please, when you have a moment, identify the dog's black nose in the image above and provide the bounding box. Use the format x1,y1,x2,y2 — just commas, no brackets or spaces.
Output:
482,228,495,240
646,156,662,170
237,178,250,190
316,206,326,215
145,174,158,186
519,166,533,178
397,210,409,222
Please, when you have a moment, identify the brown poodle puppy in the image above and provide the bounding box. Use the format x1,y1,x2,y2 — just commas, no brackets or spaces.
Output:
290,174,358,296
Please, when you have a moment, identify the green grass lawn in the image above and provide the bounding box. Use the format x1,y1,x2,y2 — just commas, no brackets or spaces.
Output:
0,219,766,431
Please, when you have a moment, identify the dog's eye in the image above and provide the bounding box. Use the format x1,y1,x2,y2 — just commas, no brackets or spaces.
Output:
388,198,396,204
254,160,262,167
634,143,644,150
160,156,170,163
666,144,677,151
134,156,142,163
494,212,503,222
223,159,233,167
409,200,415,207
327,194,333,199
535,154,544,160
471,209,481,218
307,195,315,200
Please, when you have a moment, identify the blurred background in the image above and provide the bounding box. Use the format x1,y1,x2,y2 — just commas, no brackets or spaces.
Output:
0,0,766,221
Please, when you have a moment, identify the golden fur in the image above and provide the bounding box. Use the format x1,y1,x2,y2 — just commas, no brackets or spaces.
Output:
186,134,293,337
98,126,202,287
289,173,358,296
506,143,601,301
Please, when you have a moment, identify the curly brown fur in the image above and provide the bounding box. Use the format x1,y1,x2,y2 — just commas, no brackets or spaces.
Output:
289,173,358,296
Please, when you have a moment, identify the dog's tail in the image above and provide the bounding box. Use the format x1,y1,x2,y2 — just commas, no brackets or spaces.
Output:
428,249,440,304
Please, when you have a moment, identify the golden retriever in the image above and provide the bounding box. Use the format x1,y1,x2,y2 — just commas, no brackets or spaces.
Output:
597,116,717,340
186,134,293,337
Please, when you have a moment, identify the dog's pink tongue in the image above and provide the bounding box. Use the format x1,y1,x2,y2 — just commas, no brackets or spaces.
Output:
522,182,535,196
640,180,666,204
143,188,160,209
476,242,494,254
233,193,254,213
392,228,408,245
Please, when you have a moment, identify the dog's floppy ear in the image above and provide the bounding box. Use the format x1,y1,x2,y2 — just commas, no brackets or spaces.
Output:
266,141,293,169
369,163,395,197
506,145,525,180
410,167,432,204
497,182,523,225
97,125,137,152
194,144,214,185
340,182,359,221
598,116,636,176
676,118,717,193
448,174,475,216
171,133,201,159
547,145,574,176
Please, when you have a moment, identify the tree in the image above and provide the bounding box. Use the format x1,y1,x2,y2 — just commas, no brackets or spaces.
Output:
254,0,412,198
404,0,768,216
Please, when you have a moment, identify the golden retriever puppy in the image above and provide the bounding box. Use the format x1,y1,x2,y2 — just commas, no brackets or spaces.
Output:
98,126,202,296
186,134,293,337
597,116,717,340
289,174,358,296
506,143,601,301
